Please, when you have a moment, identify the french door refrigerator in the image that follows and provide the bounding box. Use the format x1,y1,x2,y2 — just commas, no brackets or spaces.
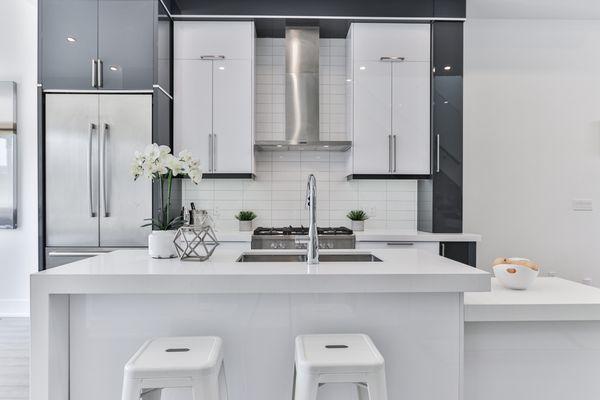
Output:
45,94,152,267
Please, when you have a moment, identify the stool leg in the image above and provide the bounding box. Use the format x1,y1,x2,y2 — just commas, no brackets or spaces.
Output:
293,370,319,400
122,379,142,400
356,383,369,400
366,371,388,400
218,361,228,400
141,389,162,400
192,374,220,400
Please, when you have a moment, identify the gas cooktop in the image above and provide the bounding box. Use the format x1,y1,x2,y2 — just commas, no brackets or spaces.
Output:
253,226,353,236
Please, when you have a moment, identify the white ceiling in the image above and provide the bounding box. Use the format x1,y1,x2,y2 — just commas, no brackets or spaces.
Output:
467,0,600,19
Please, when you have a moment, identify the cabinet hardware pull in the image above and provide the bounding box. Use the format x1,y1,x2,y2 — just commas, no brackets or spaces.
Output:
212,133,216,171
97,60,103,88
436,134,440,173
200,55,226,60
388,134,393,173
91,59,98,87
88,123,97,217
208,134,213,172
386,242,414,246
380,56,405,62
441,243,446,257
102,123,109,217
393,135,397,172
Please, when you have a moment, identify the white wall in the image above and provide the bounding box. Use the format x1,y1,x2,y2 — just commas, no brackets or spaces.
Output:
0,0,38,316
464,19,600,284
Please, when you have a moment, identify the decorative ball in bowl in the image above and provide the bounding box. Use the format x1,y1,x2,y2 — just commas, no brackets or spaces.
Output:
492,257,540,290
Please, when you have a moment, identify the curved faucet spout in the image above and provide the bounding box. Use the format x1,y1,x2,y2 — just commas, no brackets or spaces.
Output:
305,174,319,264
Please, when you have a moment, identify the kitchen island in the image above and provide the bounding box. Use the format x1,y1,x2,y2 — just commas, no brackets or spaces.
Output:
31,245,489,400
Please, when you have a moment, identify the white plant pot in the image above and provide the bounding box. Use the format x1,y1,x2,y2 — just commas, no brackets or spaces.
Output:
239,220,253,232
351,220,365,231
148,230,177,259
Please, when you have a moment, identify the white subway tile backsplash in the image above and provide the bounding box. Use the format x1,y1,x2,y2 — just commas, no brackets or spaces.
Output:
181,37,418,231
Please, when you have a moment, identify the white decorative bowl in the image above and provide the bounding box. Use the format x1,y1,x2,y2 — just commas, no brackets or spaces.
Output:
493,263,539,290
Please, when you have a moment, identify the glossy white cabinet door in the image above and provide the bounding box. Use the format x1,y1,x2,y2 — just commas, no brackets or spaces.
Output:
174,21,254,60
352,61,392,174
173,59,213,169
352,23,431,62
212,59,253,173
392,61,431,174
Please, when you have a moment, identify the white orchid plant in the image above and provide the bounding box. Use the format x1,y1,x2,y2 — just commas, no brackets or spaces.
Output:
131,144,202,230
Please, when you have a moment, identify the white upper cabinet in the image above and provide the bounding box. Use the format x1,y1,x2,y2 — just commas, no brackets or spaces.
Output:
352,23,430,62
348,23,431,176
174,21,255,175
174,21,254,60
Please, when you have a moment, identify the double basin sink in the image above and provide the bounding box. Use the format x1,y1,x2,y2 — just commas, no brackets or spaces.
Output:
236,252,382,263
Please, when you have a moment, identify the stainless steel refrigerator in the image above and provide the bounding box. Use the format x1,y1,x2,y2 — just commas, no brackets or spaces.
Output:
45,94,152,267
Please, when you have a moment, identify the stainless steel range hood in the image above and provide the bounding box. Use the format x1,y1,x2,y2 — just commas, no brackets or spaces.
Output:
254,26,351,152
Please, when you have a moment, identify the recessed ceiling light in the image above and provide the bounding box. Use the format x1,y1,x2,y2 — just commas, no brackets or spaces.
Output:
346,78,352,82
359,66,366,70
443,100,449,104
323,145,329,148
108,65,119,71
276,144,283,148
66,36,76,43
444,65,452,71
218,66,225,70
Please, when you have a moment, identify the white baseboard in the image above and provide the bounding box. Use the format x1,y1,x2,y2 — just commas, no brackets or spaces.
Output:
0,299,29,317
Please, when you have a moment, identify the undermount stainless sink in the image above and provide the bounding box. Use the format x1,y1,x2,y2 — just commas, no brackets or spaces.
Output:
236,253,383,263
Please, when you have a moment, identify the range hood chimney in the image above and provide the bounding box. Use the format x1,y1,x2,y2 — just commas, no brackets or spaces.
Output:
254,26,351,152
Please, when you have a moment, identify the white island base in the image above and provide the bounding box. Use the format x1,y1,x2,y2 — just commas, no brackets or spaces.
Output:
31,248,489,400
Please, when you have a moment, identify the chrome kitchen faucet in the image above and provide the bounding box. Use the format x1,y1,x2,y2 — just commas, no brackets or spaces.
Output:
305,174,319,264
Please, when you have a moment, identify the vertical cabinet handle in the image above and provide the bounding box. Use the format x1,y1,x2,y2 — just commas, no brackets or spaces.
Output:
393,135,397,172
441,243,446,257
102,123,109,217
436,134,440,173
208,134,213,172
212,134,216,172
388,135,393,173
88,123,97,217
91,59,98,88
97,59,103,88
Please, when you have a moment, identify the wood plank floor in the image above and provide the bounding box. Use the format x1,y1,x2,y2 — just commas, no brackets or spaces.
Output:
0,318,29,400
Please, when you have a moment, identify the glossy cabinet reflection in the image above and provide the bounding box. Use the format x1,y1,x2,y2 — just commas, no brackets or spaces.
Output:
40,0,157,90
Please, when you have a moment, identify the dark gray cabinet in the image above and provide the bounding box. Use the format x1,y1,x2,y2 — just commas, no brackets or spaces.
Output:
418,21,463,233
40,0,157,90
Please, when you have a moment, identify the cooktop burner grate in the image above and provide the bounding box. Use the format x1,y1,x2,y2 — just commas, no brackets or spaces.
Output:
253,226,353,236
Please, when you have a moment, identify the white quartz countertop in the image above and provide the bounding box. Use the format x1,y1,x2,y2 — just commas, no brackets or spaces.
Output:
214,229,481,242
31,246,490,294
465,277,600,322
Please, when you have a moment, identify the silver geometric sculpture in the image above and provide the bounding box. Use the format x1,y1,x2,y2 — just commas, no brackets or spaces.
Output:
173,225,220,261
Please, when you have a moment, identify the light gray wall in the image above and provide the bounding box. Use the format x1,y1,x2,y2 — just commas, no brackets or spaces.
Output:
464,18,600,284
0,0,38,316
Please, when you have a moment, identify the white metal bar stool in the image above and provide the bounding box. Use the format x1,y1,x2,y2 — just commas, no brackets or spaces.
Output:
121,336,227,400
293,334,388,400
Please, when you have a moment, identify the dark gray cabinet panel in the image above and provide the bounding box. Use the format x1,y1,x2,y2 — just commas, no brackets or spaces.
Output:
157,0,172,93
40,0,160,90
41,0,98,90
418,22,463,233
98,0,155,89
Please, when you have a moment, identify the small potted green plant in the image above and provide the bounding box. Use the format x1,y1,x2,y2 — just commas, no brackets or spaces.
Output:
346,210,368,232
235,210,257,231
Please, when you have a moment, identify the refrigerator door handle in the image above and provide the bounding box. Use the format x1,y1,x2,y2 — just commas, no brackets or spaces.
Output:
102,123,110,217
88,123,97,217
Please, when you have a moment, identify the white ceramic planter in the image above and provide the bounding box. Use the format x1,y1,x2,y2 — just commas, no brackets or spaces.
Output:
239,220,253,231
351,220,365,231
148,230,177,259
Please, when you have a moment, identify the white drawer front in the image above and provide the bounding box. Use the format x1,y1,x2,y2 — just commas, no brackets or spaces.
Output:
357,241,439,254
